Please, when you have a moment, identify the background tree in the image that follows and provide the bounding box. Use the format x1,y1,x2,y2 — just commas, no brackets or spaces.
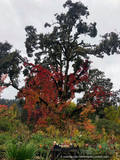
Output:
77,69,115,117
0,98,21,109
104,106,120,123
0,42,23,90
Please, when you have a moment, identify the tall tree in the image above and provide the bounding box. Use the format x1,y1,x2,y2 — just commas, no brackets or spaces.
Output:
17,0,120,127
24,0,120,103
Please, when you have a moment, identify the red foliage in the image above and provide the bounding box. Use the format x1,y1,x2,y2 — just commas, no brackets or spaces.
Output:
84,84,112,108
0,74,7,96
18,59,113,130
18,60,90,128
0,104,8,117
0,75,8,112
83,120,95,132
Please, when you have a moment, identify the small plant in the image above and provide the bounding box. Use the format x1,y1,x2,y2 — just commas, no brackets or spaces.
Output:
5,142,37,160
31,133,44,142
0,144,6,159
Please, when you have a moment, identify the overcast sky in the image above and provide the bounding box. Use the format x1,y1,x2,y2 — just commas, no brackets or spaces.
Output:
0,0,120,100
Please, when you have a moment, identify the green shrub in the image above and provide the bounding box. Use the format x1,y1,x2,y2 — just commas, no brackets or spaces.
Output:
0,117,11,132
65,102,77,114
0,145,6,159
0,133,12,158
96,118,120,135
31,133,44,142
104,106,120,122
5,142,37,160
92,143,115,159
29,133,54,159
0,133,11,145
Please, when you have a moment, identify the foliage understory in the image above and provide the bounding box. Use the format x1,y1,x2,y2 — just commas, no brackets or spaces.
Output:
0,93,120,160
0,83,120,160
0,116,120,160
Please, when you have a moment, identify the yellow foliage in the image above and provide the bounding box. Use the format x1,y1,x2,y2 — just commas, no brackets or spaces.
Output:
63,139,70,144
46,125,60,138
1,103,20,121
104,106,120,123
102,128,110,141
36,130,45,135
79,102,95,124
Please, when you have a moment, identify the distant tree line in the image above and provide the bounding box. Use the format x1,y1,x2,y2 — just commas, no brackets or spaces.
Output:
0,98,21,111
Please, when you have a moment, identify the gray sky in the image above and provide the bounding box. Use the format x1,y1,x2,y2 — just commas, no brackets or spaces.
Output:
0,0,120,100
